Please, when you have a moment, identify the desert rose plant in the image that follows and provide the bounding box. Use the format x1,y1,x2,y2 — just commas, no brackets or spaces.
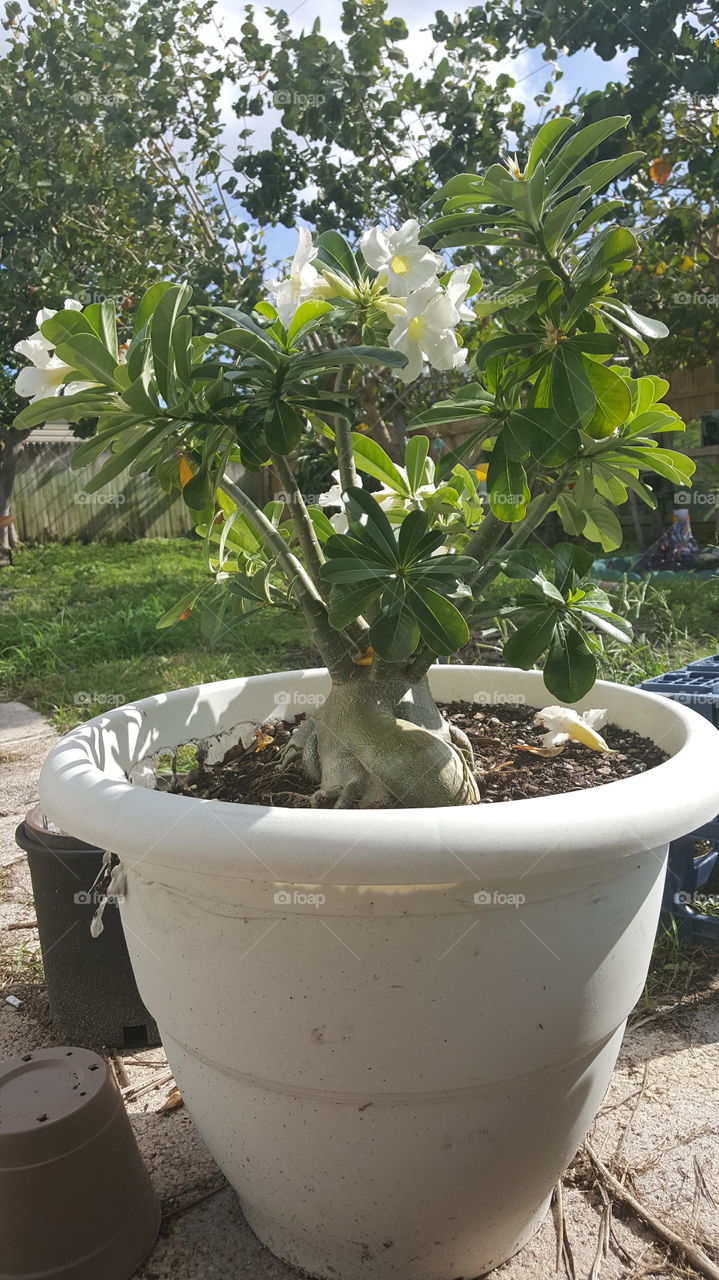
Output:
12,116,694,808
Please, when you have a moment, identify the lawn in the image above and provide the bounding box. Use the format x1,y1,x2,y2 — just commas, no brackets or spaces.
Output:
0,539,316,731
1,538,718,731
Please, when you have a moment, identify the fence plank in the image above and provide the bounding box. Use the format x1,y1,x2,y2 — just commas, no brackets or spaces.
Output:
13,441,196,542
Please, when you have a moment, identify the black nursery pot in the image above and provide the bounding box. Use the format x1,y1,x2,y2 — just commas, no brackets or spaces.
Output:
14,808,160,1050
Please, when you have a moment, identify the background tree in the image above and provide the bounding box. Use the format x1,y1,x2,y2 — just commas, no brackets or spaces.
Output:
0,0,265,548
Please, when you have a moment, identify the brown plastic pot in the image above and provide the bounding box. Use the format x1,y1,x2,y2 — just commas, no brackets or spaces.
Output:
0,1046,160,1280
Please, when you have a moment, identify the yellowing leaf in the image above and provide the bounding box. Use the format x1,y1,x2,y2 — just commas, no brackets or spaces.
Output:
179,456,194,487
649,157,672,184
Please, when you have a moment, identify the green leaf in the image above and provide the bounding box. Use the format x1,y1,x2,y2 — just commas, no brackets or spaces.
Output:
476,333,536,367
573,199,624,239
83,422,172,493
504,612,558,669
156,586,206,629
315,230,361,284
369,608,420,661
487,435,530,522
265,402,304,454
609,302,668,341
292,346,408,375
582,502,623,551
121,368,161,417
217,326,280,369
526,116,574,176
407,586,469,655
344,486,400,560
574,227,639,283
510,408,579,467
134,282,175,335
572,606,632,644
13,390,109,430
545,116,630,193
40,310,94,346
543,619,597,702
554,151,643,201
321,558,390,585
150,283,193,399
552,347,595,430
584,361,632,438
405,434,430,492
624,446,695,485
351,433,409,494
542,188,591,253
287,299,334,343
54,334,120,387
328,582,381,629
172,315,194,386
406,397,492,430
553,542,595,593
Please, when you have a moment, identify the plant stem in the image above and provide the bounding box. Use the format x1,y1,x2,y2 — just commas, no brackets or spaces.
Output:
333,367,358,492
219,473,355,679
271,452,326,594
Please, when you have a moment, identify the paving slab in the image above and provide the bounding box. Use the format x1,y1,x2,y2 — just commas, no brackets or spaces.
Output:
0,700,51,746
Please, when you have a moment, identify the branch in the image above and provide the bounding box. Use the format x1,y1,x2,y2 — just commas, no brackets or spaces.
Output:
584,1142,719,1280
332,367,358,491
271,452,326,594
219,473,355,679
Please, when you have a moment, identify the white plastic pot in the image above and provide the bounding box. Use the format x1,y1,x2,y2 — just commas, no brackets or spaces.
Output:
39,666,719,1280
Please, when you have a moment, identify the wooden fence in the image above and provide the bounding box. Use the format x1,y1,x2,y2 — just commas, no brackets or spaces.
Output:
663,364,719,422
13,439,196,542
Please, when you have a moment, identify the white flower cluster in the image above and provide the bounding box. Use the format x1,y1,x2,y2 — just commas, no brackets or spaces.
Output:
267,220,473,384
13,300,90,402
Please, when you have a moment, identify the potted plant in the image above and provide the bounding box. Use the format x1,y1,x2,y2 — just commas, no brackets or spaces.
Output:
16,117,719,1280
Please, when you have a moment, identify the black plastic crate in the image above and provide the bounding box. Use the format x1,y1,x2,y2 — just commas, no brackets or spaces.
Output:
640,670,719,726
663,835,719,944
687,654,719,673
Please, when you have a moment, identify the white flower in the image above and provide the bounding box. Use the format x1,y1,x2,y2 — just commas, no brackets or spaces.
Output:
318,471,348,533
446,264,476,322
266,228,325,328
360,219,444,296
14,300,91,402
387,279,467,384
534,706,613,753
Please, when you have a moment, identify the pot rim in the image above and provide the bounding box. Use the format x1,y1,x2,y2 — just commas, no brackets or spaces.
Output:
38,665,719,884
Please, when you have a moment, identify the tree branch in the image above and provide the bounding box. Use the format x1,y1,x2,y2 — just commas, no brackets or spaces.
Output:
219,473,355,679
271,452,326,594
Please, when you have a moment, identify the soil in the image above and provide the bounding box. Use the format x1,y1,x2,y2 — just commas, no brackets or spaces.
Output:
173,699,669,808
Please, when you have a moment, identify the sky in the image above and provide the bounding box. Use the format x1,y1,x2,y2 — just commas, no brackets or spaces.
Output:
209,0,632,265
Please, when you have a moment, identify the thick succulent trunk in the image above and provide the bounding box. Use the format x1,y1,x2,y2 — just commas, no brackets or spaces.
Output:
281,668,480,808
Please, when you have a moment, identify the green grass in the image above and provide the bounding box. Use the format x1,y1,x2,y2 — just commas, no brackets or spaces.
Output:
1,541,718,731
597,573,719,686
0,539,315,730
